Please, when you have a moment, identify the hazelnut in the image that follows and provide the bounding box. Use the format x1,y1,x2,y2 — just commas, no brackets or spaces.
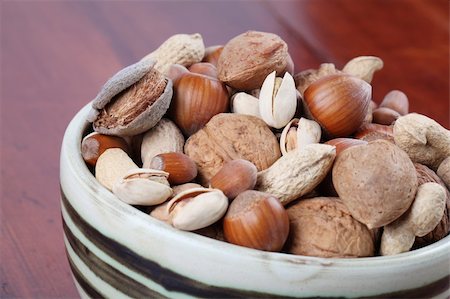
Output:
303,74,371,138
223,190,289,251
81,132,129,167
285,197,375,258
380,90,409,115
149,152,198,185
210,159,257,199
354,123,394,142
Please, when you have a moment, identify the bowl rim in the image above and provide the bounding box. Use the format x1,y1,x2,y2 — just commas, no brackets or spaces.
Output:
61,102,450,268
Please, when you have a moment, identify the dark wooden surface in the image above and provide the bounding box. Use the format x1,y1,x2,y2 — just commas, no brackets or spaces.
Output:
1,1,448,298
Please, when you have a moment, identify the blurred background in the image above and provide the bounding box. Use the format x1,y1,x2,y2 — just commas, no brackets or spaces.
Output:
1,1,448,297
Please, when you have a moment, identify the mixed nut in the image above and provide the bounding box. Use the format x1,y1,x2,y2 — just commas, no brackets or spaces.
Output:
81,31,450,258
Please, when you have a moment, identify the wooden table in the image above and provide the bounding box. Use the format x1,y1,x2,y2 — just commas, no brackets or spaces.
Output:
1,1,448,297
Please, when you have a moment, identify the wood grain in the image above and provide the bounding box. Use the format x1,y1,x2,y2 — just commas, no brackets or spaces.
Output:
1,1,448,297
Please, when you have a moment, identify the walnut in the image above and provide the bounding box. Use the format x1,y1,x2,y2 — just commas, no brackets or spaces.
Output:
184,113,281,185
285,197,375,258
413,163,450,248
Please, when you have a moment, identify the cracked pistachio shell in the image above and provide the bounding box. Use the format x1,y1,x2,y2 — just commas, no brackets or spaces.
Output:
280,118,321,155
256,144,336,205
112,168,172,206
95,148,138,191
230,92,260,118
88,59,173,137
259,71,297,129
167,188,228,231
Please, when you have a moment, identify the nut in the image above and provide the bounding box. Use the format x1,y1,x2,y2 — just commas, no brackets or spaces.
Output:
379,90,409,116
394,113,450,170
437,157,450,189
372,107,401,125
81,132,129,167
188,62,218,78
319,138,368,197
217,31,289,90
88,59,173,136
354,123,394,142
303,74,372,138
294,63,340,97
414,163,450,247
256,143,336,205
149,152,198,185
166,64,189,84
223,190,289,252
342,56,384,83
95,148,139,191
258,71,297,129
166,188,228,231
142,33,205,75
230,92,260,118
202,45,224,67
332,140,418,229
169,71,229,136
279,118,322,155
141,118,185,167
285,197,375,258
210,159,257,199
112,169,172,206
380,182,446,255
184,113,281,185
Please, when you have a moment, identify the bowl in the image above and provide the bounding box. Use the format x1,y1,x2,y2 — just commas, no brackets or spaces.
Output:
60,103,450,298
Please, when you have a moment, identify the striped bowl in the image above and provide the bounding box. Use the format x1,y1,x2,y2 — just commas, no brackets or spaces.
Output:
61,103,450,298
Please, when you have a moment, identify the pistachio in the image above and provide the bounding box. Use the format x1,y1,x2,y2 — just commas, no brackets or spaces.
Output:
279,118,321,155
166,188,228,231
112,169,172,206
256,144,336,205
230,92,260,118
259,71,297,129
95,148,139,191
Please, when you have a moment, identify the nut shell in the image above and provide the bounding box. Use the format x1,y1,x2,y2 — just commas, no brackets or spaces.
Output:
217,31,288,90
223,190,289,252
169,72,229,136
304,74,371,138
332,140,418,228
380,90,409,115
285,197,375,258
81,132,129,167
210,159,257,199
184,113,281,185
150,152,198,185
354,123,394,142
90,60,173,136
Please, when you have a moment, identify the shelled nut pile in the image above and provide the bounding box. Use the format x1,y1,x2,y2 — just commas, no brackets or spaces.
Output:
81,31,450,258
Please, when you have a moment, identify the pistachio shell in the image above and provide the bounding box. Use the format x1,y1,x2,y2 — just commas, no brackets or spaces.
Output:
279,118,321,155
112,169,172,206
230,92,260,118
167,188,228,231
259,71,297,129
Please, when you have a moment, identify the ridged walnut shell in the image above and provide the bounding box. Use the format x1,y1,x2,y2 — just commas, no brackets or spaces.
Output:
304,74,371,138
332,140,418,229
217,31,288,91
169,72,229,136
285,197,375,258
184,113,281,185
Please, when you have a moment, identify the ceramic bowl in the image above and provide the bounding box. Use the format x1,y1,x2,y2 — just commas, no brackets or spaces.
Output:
60,103,450,298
